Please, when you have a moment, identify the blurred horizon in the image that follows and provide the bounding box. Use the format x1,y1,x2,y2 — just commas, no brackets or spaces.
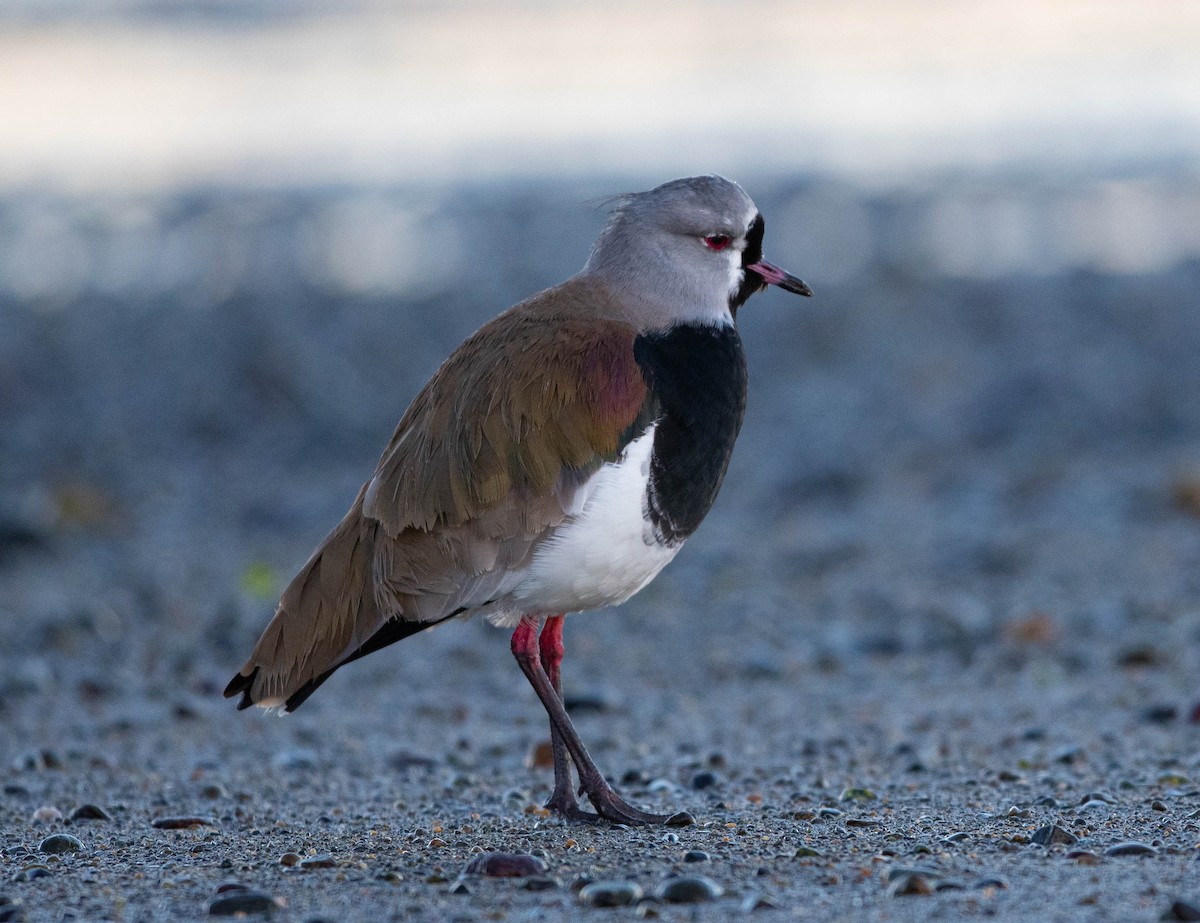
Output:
1,0,1198,194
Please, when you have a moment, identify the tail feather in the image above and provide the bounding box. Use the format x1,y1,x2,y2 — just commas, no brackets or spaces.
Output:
224,489,390,711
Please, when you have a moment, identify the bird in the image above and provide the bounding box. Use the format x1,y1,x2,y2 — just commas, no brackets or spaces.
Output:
224,175,811,825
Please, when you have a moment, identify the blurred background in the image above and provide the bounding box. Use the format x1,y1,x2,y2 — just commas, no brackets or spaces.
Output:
2,0,1200,758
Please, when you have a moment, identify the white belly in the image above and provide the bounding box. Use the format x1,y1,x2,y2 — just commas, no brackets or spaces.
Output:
509,426,680,615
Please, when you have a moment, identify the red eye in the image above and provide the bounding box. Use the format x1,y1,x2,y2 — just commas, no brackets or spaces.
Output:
703,235,731,251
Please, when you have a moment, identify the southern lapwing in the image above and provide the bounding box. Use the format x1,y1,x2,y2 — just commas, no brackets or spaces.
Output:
225,175,811,825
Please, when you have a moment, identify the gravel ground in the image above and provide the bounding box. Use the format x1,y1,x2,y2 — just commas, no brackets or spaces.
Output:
2,170,1200,922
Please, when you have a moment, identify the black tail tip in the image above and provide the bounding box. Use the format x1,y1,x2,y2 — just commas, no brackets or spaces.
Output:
223,668,259,711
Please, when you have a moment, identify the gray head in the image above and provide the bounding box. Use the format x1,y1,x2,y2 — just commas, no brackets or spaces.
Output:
582,175,811,330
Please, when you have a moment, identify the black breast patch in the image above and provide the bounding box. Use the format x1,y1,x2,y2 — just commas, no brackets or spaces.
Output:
633,323,748,544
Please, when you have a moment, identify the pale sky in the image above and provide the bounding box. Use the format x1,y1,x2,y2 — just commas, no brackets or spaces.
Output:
1,0,1198,191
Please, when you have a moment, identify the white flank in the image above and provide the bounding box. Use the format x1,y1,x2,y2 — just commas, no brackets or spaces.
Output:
511,426,679,616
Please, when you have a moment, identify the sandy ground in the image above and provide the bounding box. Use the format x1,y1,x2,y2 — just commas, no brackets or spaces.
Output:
3,171,1200,921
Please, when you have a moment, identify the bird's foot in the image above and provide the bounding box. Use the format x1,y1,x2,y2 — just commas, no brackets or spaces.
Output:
582,783,672,826
544,790,601,824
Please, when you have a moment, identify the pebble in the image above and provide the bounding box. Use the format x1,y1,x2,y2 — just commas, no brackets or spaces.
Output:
1105,842,1158,857
298,855,336,869
579,880,643,907
37,834,82,854
278,853,301,867
690,770,720,790
11,867,50,882
1163,899,1200,922
887,873,934,897
973,877,1009,890
68,804,112,822
30,807,61,825
665,811,695,827
839,787,876,802
463,852,548,878
794,846,824,858
208,891,277,916
845,818,882,828
683,850,710,863
522,876,559,891
151,816,214,830
1031,823,1078,846
884,866,940,884
740,892,780,912
1067,850,1101,865
657,875,723,903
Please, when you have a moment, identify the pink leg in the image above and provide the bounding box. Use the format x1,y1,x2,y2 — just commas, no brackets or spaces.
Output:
538,616,597,821
511,617,670,826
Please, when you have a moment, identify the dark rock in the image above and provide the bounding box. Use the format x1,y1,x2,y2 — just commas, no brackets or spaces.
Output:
1163,899,1200,921
11,867,50,883
1105,842,1158,857
1144,705,1178,724
1031,823,1078,846
448,879,470,895
657,875,723,903
683,850,710,863
973,877,1009,889
794,846,824,858
690,770,720,790
37,834,82,854
579,880,643,907
298,855,336,869
278,853,301,867
151,816,215,830
463,852,548,878
522,876,559,891
68,804,112,822
563,692,610,713
388,751,438,771
665,811,695,827
208,891,277,916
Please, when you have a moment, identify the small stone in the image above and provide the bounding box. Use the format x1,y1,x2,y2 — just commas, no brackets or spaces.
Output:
298,855,336,869
1159,773,1190,787
31,807,61,825
463,852,548,878
884,866,940,884
12,866,50,882
683,850,710,863
794,846,824,858
1144,705,1178,724
1163,899,1200,922
208,891,277,916
522,876,559,891
579,880,643,907
740,892,780,911
37,834,82,855
376,871,403,884
657,875,723,903
278,853,301,867
1153,800,1169,812
448,879,470,895
526,741,554,770
940,832,970,844
151,816,214,830
665,811,695,827
887,873,934,897
68,804,112,822
199,784,228,800
935,880,966,891
563,692,610,713
839,787,876,802
1105,842,1158,857
1067,851,1101,865
973,877,1009,890
845,818,882,828
1031,824,1078,846
691,770,720,790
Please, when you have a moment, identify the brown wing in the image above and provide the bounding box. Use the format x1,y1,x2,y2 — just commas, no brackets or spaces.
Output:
225,281,652,711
